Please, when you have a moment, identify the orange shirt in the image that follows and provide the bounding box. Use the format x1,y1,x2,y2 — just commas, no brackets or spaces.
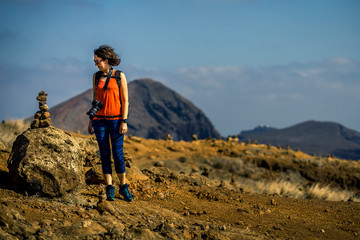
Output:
93,70,123,120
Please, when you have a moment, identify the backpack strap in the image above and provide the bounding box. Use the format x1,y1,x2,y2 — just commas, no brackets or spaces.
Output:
114,70,130,117
115,70,122,88
115,70,123,107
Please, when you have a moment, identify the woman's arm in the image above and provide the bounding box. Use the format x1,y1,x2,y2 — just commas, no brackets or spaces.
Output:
120,72,129,134
92,73,97,101
88,74,96,134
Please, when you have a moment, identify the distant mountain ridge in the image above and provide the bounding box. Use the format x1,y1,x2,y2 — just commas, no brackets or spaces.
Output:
48,78,221,141
239,125,277,135
238,120,360,160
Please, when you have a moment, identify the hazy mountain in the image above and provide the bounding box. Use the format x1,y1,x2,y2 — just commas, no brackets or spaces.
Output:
238,120,360,160
48,79,221,141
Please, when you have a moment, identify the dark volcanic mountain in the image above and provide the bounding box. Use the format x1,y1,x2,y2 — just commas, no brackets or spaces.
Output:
238,120,360,160
48,79,221,141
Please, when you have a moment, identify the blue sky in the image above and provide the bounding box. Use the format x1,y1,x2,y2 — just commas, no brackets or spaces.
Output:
1,0,359,136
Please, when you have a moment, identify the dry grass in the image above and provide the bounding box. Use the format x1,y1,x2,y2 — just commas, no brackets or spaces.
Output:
238,178,360,202
207,156,360,202
0,119,29,148
306,183,359,202
164,155,360,202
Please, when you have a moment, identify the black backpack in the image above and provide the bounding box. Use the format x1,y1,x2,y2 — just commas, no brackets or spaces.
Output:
94,69,129,116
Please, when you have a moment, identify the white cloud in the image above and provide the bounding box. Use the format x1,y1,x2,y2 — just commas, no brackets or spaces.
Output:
36,57,88,74
295,68,324,78
326,57,356,66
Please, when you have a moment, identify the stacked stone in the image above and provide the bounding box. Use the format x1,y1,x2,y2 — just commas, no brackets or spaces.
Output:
30,91,51,129
164,133,173,141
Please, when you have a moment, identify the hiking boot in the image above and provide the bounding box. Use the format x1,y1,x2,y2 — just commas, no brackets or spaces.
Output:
119,184,133,202
105,185,115,201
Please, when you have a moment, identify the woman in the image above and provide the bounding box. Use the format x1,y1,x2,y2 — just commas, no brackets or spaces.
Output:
87,45,133,202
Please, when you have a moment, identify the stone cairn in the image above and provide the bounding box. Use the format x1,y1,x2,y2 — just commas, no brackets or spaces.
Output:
165,133,173,141
30,91,51,129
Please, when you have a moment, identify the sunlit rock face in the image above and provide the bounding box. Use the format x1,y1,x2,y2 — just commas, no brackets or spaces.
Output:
7,126,84,197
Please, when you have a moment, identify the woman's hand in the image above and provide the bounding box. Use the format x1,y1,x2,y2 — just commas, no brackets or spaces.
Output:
88,120,94,134
120,122,128,134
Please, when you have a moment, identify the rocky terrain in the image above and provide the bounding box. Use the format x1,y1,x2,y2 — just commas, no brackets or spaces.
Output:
238,120,360,161
46,78,220,141
0,121,359,239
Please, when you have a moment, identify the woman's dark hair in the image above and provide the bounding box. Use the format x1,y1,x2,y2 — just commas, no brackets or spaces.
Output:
94,45,121,66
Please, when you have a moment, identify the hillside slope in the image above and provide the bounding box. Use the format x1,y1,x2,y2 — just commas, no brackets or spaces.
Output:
0,124,359,239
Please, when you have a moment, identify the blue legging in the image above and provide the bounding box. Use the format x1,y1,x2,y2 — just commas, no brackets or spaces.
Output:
92,119,126,174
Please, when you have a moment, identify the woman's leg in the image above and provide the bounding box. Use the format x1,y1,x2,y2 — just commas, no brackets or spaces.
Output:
92,120,113,185
108,120,133,201
103,174,112,186
117,173,126,186
108,120,126,177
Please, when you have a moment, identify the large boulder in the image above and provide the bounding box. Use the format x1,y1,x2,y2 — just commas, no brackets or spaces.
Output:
7,126,84,197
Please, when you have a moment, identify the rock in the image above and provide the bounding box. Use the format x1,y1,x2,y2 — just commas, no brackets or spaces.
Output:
154,161,165,167
201,168,210,177
0,141,7,151
219,225,227,231
183,230,192,239
231,174,236,185
39,118,51,127
96,200,116,215
7,126,85,197
30,119,40,129
0,205,39,237
96,215,125,232
41,112,51,119
75,209,87,218
165,133,173,141
155,176,166,183
62,219,107,238
217,180,229,189
0,228,18,240
85,166,105,185
34,111,42,119
137,228,159,240
124,153,149,182
192,134,198,141
36,95,47,102
128,135,142,142
39,104,49,112
232,135,239,142
36,91,48,101
239,187,247,193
